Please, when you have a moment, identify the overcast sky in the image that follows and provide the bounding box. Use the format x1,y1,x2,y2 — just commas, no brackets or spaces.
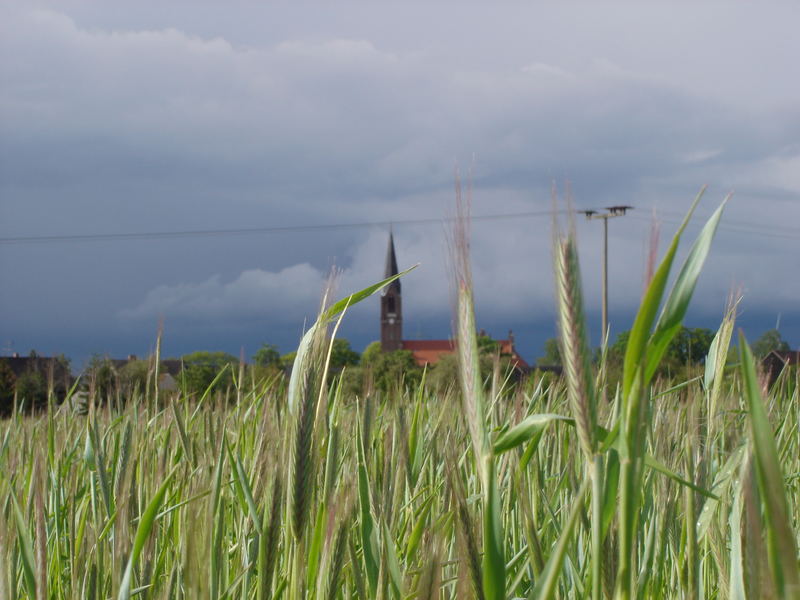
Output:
1,2,798,367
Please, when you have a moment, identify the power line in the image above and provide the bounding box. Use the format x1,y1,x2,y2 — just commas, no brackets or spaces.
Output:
0,209,563,245
625,213,800,240
1,206,796,245
645,208,800,236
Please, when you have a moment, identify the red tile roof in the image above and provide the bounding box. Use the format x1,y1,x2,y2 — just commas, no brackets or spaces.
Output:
400,338,528,369
401,340,454,366
402,340,455,351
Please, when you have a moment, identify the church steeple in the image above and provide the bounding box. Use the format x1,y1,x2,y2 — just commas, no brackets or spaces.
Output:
381,231,403,351
384,230,401,292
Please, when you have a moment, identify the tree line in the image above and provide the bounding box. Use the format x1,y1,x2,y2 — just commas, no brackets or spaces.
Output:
537,326,792,382
0,327,792,410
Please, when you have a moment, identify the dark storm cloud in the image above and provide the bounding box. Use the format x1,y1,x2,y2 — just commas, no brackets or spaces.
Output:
4,7,797,201
1,3,799,362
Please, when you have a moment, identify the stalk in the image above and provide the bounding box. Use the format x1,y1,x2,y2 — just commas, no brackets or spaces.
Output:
591,454,604,600
615,190,726,598
554,223,600,599
683,405,698,599
616,369,645,600
450,172,505,599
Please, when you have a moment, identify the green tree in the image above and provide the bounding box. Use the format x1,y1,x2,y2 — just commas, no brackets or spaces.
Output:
180,351,238,398
664,327,715,366
249,344,287,384
0,361,17,409
329,338,360,368
119,359,150,395
253,343,281,368
378,350,420,392
538,337,562,366
607,326,715,380
361,341,382,366
477,334,501,355
14,370,47,408
752,328,790,358
361,346,421,393
52,354,72,397
427,353,459,392
607,330,630,365
336,366,366,399
280,351,297,370
86,355,119,404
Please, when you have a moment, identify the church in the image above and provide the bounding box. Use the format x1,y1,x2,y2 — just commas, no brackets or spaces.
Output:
379,232,529,369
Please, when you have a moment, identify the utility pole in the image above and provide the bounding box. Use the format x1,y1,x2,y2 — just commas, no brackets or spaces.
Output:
580,206,633,344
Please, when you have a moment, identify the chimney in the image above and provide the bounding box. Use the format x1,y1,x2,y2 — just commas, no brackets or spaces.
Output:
127,354,137,361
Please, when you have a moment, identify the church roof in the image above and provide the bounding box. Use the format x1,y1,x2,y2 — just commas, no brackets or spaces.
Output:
401,340,454,366
401,338,529,369
402,340,454,351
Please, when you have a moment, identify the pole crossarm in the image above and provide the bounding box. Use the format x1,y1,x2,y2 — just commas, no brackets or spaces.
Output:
579,205,633,221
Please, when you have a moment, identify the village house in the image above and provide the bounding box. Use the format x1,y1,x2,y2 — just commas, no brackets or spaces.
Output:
762,349,800,385
0,352,73,391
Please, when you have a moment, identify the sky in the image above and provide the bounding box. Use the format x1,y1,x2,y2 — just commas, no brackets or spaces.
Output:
1,2,799,368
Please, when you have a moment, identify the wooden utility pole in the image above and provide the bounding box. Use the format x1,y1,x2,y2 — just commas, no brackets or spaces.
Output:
580,206,633,344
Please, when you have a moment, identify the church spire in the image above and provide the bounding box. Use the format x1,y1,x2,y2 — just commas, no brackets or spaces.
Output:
383,229,401,293
381,230,403,351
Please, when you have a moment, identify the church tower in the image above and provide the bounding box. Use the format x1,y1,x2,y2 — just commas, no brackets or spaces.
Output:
380,232,403,351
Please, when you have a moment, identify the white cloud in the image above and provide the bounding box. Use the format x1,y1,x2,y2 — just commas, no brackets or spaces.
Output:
749,152,800,194
119,263,327,321
680,149,723,165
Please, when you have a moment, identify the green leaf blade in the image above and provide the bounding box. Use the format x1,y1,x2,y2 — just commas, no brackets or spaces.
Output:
738,331,800,597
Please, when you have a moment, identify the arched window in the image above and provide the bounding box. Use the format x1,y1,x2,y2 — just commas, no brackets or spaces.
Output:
387,296,396,314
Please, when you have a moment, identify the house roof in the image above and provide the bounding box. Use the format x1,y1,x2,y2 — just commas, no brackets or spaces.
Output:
761,350,799,385
764,350,800,366
401,340,454,366
402,340,455,352
0,355,73,390
400,338,529,370
498,340,529,369
160,359,183,376
1,355,71,379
